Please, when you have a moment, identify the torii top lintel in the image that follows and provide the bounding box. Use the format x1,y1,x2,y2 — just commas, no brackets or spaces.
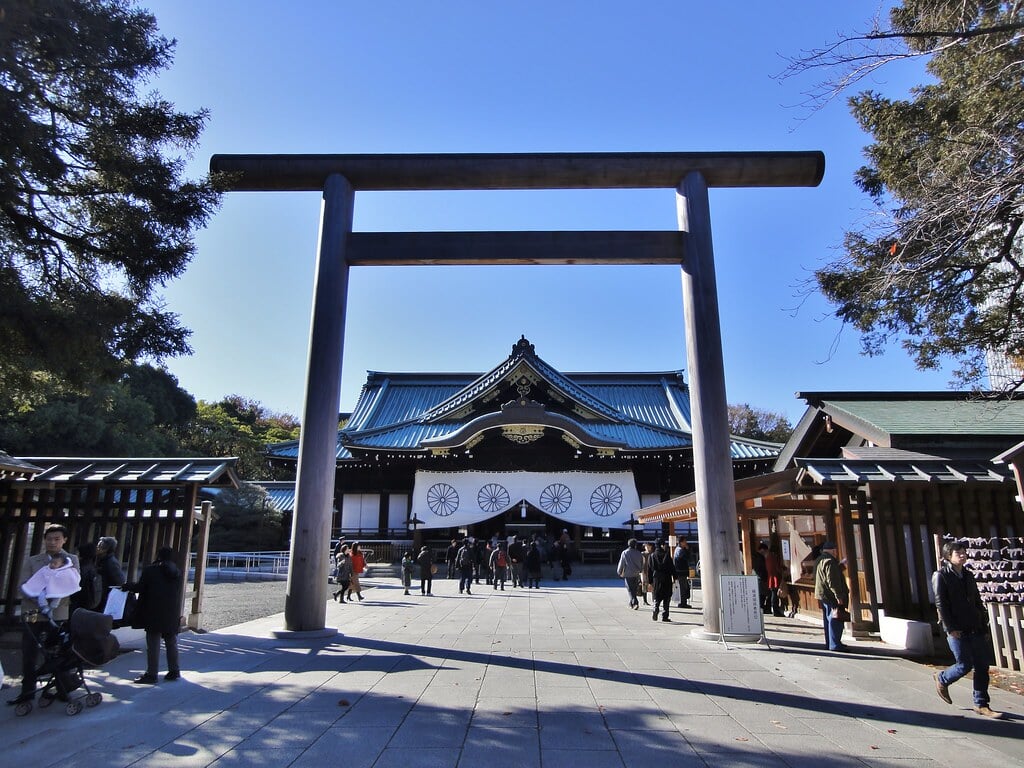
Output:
209,151,825,192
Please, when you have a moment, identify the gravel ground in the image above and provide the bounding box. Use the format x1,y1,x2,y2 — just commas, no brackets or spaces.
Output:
196,579,290,631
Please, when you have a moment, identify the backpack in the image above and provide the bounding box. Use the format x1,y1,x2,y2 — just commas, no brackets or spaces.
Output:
496,550,508,568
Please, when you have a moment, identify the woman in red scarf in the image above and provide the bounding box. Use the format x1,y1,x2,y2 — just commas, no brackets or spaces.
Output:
349,542,366,601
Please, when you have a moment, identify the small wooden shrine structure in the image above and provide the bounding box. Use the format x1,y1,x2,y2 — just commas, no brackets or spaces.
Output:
0,456,239,626
637,391,1024,670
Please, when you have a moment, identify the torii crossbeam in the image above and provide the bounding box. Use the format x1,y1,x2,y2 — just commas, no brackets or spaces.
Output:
210,151,825,636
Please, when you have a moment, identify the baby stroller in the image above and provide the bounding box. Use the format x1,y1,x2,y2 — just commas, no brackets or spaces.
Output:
13,608,120,717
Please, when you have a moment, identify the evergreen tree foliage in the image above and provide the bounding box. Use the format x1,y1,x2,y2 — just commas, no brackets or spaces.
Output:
789,1,1024,387
0,364,195,455
0,0,222,403
727,403,793,444
180,396,300,480
207,483,286,552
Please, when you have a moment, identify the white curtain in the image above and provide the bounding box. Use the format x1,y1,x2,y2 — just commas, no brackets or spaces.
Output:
789,527,813,583
412,470,640,529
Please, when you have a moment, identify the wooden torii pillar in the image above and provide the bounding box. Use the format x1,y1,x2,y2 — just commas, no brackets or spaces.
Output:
210,151,825,635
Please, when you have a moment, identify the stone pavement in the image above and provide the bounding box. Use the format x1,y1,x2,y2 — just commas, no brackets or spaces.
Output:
4,577,1023,768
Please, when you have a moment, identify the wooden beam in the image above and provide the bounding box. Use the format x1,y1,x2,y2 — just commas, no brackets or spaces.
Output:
742,498,833,511
346,231,685,266
211,151,825,192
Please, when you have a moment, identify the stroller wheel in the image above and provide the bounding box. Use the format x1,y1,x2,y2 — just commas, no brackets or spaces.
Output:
65,700,83,716
14,701,32,717
86,692,102,707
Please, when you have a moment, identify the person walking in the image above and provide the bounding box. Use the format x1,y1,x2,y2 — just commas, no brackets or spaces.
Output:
617,538,644,609
127,546,183,684
638,542,654,606
673,539,692,609
525,540,543,588
765,541,786,617
416,545,434,595
456,539,475,595
474,538,487,585
489,543,509,590
647,540,677,622
508,536,526,588
400,551,414,596
445,539,459,579
813,541,849,651
332,545,353,602
752,542,770,614
932,541,1002,718
349,542,366,601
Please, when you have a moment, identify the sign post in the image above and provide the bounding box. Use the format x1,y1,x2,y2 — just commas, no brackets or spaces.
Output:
718,574,770,649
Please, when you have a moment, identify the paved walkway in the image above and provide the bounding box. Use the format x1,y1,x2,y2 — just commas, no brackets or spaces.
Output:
5,578,1023,767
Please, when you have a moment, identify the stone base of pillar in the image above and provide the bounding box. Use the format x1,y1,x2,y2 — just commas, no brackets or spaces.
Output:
271,627,339,640
689,628,762,644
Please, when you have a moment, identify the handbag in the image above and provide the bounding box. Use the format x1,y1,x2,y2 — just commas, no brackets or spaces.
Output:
103,588,128,621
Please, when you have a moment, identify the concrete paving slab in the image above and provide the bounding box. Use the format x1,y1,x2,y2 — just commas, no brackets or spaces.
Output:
4,579,1023,768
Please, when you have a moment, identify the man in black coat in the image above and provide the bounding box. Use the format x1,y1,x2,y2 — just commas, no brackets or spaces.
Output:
647,540,677,622
673,540,692,609
127,546,183,684
932,541,1001,718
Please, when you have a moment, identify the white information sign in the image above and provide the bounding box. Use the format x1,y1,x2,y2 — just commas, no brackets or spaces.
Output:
719,574,763,636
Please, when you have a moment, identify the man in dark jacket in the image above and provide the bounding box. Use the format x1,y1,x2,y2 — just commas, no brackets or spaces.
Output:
932,541,1001,718
456,539,475,595
508,536,526,588
673,540,692,609
445,539,459,579
647,540,677,622
128,546,183,684
96,536,126,598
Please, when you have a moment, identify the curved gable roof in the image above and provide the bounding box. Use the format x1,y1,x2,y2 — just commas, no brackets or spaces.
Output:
420,336,622,423
266,338,781,461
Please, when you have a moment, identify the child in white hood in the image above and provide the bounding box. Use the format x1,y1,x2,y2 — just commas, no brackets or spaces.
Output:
22,553,81,616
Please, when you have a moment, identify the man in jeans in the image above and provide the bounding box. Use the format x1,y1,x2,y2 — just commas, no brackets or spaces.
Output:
813,541,848,652
932,541,1002,718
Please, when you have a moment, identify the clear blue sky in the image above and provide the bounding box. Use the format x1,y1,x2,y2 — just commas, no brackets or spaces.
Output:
145,0,951,425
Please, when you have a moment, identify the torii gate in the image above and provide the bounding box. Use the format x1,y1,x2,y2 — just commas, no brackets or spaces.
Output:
210,151,824,636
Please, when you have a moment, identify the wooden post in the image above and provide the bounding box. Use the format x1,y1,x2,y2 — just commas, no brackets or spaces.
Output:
188,500,213,631
284,173,354,633
677,171,742,637
836,490,862,628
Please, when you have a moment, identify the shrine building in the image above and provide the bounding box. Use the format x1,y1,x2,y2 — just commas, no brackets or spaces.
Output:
266,337,780,549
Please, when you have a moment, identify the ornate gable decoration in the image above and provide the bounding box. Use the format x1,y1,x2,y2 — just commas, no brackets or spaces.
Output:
421,336,622,424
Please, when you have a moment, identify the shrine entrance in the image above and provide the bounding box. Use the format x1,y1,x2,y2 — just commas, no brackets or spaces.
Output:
211,151,824,635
